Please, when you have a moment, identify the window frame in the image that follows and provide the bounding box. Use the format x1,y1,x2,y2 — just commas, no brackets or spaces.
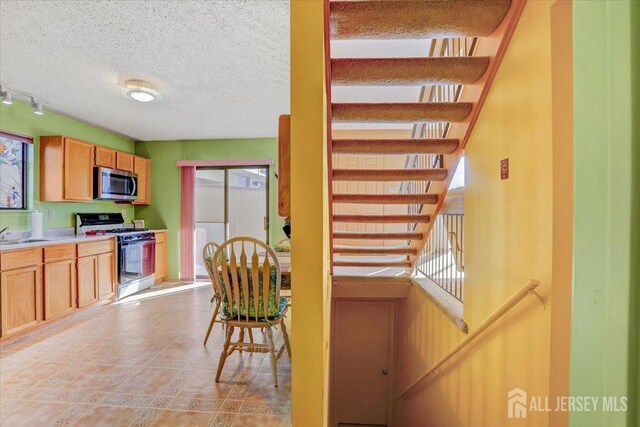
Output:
0,130,32,211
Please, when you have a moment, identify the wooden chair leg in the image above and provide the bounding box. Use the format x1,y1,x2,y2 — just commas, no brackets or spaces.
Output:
203,300,220,346
238,328,245,353
265,326,278,387
280,320,291,357
248,328,254,344
216,324,234,383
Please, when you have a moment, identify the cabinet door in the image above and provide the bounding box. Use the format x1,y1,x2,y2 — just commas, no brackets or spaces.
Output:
97,251,115,299
133,157,149,205
44,260,76,320
155,242,166,283
77,256,98,307
95,146,116,168
64,138,94,201
116,152,134,172
0,266,42,337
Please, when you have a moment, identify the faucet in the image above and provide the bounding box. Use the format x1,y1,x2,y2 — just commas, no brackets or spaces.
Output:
0,227,10,240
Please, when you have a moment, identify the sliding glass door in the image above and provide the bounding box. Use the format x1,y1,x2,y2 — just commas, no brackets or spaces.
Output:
194,166,269,278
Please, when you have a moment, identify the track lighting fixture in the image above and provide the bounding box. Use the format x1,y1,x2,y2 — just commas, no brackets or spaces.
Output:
0,85,13,105
31,98,44,115
0,84,48,115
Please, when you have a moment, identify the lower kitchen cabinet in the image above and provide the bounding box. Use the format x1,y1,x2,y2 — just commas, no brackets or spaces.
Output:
77,255,98,307
0,266,43,337
44,259,76,320
155,233,167,283
97,251,115,298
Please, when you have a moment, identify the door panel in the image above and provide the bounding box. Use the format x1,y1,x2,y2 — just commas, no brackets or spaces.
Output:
44,260,76,320
97,252,115,298
64,138,94,201
333,301,394,426
77,256,98,307
0,266,42,337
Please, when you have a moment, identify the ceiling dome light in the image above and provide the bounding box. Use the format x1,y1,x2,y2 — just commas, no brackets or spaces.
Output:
1,86,13,105
31,98,44,115
123,80,162,103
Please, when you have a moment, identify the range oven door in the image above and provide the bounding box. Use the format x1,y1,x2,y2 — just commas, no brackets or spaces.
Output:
119,239,155,285
95,167,138,201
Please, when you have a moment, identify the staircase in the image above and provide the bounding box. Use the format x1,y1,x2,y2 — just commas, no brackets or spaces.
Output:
325,0,526,272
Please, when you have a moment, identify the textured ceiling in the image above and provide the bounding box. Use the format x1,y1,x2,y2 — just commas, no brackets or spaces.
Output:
0,0,289,141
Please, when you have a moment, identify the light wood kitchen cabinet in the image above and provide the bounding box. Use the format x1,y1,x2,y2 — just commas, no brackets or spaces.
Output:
133,156,151,205
77,239,116,306
44,259,76,320
116,152,134,172
77,255,98,307
155,231,166,283
40,136,94,202
0,265,42,337
97,251,115,298
95,146,116,168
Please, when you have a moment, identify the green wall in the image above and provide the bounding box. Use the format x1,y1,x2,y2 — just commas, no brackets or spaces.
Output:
0,101,135,231
135,138,285,281
571,1,639,425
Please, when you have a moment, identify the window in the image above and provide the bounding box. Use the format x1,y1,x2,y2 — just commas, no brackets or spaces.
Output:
0,131,31,210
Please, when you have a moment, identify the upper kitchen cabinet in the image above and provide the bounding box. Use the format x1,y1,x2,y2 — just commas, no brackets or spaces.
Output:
116,152,134,172
40,136,95,202
95,145,116,168
132,156,151,205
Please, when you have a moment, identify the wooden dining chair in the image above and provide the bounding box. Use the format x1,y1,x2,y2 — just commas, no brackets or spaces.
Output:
202,242,222,345
212,236,291,387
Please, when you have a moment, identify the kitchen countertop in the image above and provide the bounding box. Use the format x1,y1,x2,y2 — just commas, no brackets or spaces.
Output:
0,234,116,252
0,228,168,252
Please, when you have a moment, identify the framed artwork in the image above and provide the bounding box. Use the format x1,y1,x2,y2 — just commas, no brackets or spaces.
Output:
0,130,31,210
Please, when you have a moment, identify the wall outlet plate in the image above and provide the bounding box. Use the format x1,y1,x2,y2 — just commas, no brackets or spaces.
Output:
48,209,55,220
121,209,127,219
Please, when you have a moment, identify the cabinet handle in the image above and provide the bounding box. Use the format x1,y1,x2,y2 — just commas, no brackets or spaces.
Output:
382,369,388,375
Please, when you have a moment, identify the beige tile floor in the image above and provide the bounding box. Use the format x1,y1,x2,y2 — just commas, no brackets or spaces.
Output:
0,282,291,426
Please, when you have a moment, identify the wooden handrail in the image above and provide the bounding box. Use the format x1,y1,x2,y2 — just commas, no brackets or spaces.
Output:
398,279,545,398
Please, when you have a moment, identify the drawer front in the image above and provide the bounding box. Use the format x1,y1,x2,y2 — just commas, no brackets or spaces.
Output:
1,248,43,271
154,232,166,244
77,239,115,258
44,244,76,263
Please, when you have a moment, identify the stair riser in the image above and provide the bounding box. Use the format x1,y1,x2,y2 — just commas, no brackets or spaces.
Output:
334,261,412,268
334,248,417,256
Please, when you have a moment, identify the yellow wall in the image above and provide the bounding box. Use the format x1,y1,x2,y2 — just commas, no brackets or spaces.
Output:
396,2,570,425
290,1,330,425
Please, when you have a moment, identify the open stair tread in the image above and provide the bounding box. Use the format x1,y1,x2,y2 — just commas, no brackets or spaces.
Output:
333,214,431,223
333,231,424,240
333,245,417,255
331,57,490,86
332,138,459,155
329,0,511,40
333,193,438,204
334,260,412,268
332,102,473,123
333,168,447,182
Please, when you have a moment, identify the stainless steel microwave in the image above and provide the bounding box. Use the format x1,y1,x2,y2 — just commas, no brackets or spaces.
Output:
95,167,138,201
